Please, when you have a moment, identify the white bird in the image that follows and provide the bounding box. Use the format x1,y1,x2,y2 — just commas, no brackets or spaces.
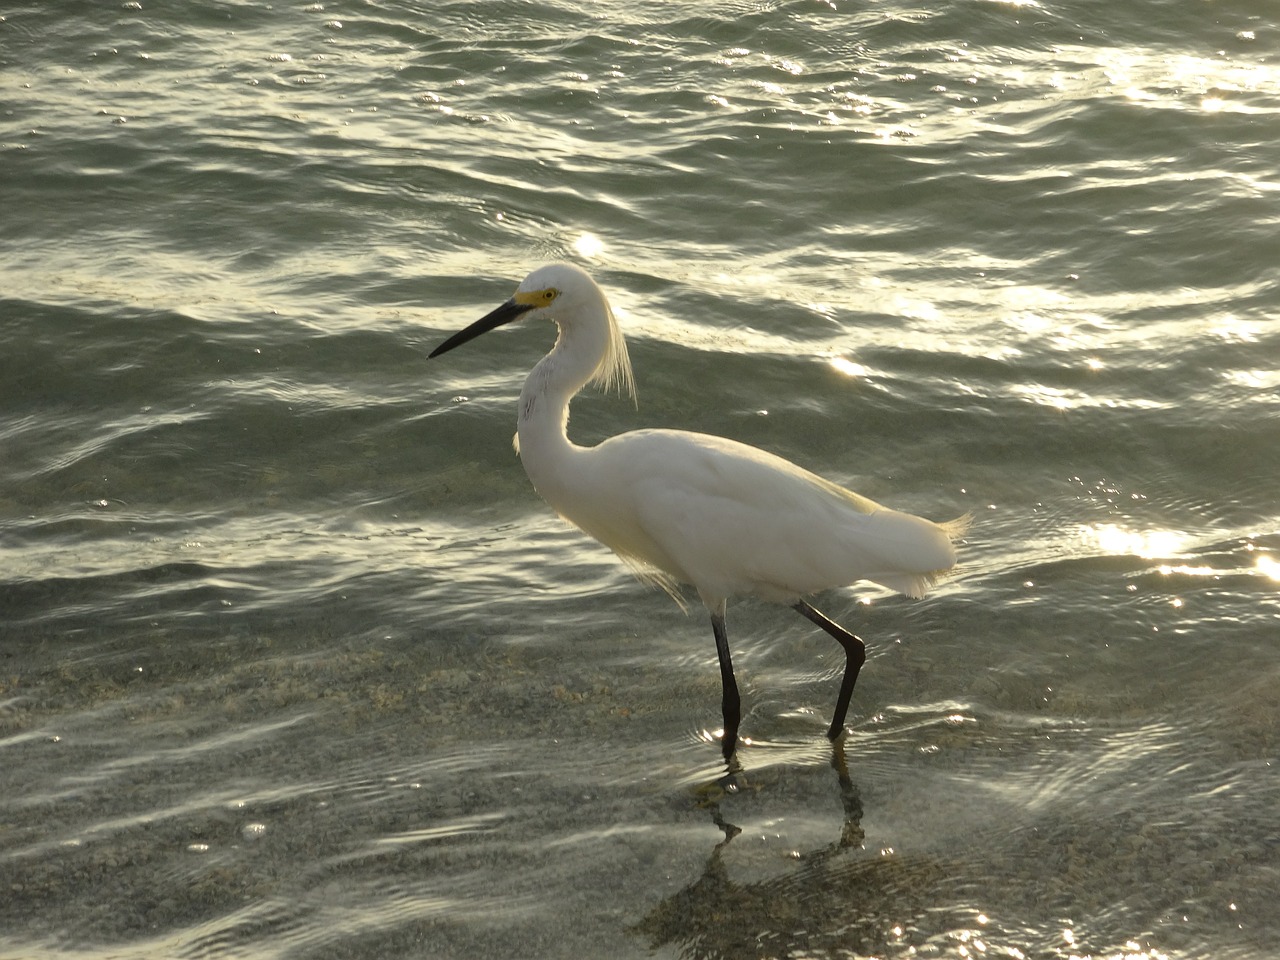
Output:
430,263,966,759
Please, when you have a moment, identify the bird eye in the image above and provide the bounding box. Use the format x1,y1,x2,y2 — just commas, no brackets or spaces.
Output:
544,289,557,301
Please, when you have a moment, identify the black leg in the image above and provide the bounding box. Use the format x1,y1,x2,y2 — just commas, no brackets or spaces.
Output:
711,610,740,759
793,599,866,740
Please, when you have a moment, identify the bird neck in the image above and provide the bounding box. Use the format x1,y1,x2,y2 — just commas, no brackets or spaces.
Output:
517,356,577,455
515,323,602,492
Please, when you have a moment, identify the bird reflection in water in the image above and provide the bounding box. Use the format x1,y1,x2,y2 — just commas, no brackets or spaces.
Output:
633,743,960,959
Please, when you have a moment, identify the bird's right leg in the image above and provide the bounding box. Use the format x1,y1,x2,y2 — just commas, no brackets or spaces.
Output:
710,607,741,760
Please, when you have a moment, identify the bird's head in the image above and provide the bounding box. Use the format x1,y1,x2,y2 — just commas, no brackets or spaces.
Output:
428,263,598,359
429,263,636,402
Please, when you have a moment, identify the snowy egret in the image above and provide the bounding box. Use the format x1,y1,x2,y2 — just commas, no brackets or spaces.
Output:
430,263,966,759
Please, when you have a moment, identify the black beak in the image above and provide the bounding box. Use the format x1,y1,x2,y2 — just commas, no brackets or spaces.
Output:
429,298,535,358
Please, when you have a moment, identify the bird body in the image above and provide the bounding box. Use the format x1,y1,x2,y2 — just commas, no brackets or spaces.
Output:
526,426,958,607
430,262,965,758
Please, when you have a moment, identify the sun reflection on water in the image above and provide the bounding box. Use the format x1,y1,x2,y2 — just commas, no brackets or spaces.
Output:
1083,523,1185,559
828,356,870,378
1257,554,1280,581
1100,48,1280,113
573,232,604,259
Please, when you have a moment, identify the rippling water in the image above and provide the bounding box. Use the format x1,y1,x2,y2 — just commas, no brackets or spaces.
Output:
3,1,1279,958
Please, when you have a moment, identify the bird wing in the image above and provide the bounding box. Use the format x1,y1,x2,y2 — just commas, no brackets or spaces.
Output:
587,430,958,606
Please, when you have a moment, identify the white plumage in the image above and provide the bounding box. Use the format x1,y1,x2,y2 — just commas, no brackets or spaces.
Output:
430,263,966,758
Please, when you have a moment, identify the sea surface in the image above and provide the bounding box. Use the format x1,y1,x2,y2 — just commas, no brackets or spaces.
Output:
2,1,1278,958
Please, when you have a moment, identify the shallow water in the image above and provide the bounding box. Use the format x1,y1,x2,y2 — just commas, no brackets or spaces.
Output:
3,1,1279,958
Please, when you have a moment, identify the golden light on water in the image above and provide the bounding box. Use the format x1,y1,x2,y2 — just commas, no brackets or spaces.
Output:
1098,49,1279,114
893,296,943,322
828,356,870,378
1157,564,1216,578
573,232,604,259
1257,554,1280,581
1085,531,1278,582
1084,523,1185,559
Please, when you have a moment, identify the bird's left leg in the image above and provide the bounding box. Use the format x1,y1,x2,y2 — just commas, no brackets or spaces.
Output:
710,604,741,760
793,599,866,740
